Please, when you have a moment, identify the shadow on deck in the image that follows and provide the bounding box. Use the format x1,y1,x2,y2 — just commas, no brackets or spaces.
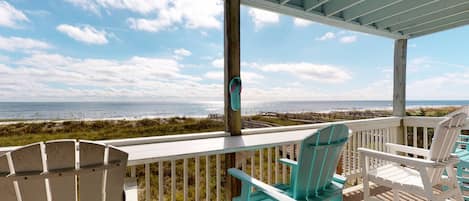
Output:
343,183,429,201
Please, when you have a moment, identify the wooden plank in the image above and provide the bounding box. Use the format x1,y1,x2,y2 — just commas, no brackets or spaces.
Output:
323,0,365,17
224,0,241,199
79,141,105,201
343,0,401,22
106,146,128,201
375,0,469,29
45,140,77,201
358,0,438,25
10,143,48,201
304,0,329,12
0,154,16,201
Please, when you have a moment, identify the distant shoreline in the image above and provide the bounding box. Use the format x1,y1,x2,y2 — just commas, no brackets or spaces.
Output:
0,105,461,125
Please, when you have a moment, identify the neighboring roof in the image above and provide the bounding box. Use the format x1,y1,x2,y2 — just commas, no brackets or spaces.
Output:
241,0,469,39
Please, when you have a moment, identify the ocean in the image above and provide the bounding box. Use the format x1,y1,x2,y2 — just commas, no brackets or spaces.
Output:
0,100,468,121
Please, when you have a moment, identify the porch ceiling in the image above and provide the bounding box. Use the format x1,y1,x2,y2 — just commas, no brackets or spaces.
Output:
241,0,469,39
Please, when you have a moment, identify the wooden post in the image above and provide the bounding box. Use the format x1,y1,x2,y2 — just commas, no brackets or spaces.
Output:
224,0,242,200
393,39,407,145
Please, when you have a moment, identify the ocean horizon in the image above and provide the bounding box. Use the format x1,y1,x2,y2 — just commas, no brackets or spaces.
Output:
0,100,468,121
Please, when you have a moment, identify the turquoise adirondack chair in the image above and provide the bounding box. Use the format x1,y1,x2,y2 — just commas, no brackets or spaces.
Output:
228,124,350,201
453,135,469,200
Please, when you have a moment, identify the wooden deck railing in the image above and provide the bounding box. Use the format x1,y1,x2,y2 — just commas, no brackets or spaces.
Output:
0,116,467,200
117,117,401,201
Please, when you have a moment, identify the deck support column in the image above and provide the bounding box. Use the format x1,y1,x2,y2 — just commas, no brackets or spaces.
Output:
393,39,407,145
224,0,242,199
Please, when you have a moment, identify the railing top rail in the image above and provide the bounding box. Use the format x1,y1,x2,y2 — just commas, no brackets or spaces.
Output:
404,116,469,129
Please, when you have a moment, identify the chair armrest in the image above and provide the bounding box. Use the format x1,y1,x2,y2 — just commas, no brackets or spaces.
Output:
279,158,298,167
124,178,138,201
333,174,346,185
385,143,430,157
358,148,448,168
228,168,296,201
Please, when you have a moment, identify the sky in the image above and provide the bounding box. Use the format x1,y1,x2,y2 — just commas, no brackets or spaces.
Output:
0,0,468,102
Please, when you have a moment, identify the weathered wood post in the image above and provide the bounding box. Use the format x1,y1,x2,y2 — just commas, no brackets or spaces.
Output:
393,39,407,145
224,0,242,199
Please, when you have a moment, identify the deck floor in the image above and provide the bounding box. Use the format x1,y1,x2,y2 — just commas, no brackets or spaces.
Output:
343,183,456,201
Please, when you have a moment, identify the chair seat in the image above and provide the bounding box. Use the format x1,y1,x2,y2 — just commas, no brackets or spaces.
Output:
368,164,425,192
233,182,344,201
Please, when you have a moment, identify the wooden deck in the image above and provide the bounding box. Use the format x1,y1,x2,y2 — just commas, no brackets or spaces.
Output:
343,183,445,201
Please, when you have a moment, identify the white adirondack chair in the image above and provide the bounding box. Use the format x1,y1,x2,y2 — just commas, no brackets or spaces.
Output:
0,139,137,201
359,112,467,201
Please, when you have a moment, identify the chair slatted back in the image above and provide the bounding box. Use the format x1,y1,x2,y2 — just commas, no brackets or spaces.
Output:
0,140,128,201
292,124,349,199
429,113,467,184
0,155,16,201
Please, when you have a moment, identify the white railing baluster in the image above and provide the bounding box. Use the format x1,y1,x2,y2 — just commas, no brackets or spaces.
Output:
131,166,136,178
241,155,246,172
413,126,418,157
159,161,163,201
423,127,429,149
184,158,188,201
405,126,409,146
195,156,200,201
259,149,263,181
216,154,221,201
275,146,279,183
171,160,176,201
145,163,151,201
267,147,272,184
250,151,255,191
282,145,287,183
206,155,210,201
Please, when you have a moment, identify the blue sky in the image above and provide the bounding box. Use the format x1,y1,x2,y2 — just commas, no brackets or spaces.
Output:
0,0,468,102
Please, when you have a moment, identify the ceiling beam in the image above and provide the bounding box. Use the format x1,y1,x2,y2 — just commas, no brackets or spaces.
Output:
323,0,365,17
410,18,469,38
402,12,469,35
390,7,469,32
304,0,329,12
241,0,405,39
280,0,291,5
343,0,402,22
375,0,469,29
358,0,439,26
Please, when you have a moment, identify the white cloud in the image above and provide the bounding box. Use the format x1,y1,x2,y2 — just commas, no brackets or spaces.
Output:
257,63,351,83
316,32,336,41
248,8,279,30
174,48,192,57
65,0,101,15
317,31,358,43
339,35,357,43
57,24,109,45
212,58,224,68
408,72,469,100
204,71,222,80
127,0,223,32
0,35,51,52
293,18,314,27
0,1,29,28
0,53,230,101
